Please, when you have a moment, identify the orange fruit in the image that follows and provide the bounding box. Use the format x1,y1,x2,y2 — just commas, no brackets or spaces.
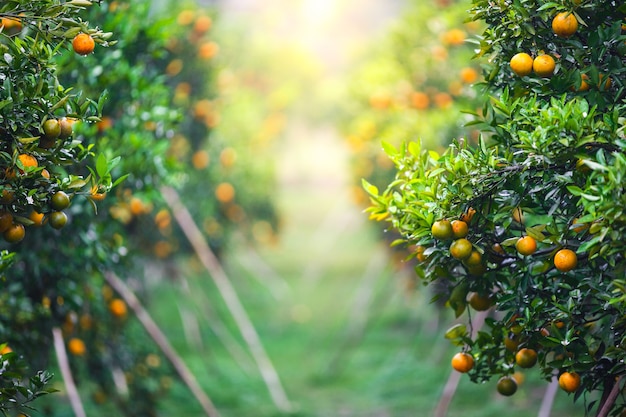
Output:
558,371,581,393
18,153,38,170
450,238,473,260
3,223,24,243
29,210,45,227
554,248,577,272
59,118,74,139
516,236,537,256
109,298,128,318
194,15,212,34
504,333,521,351
431,220,453,240
415,245,428,262
410,91,430,110
215,182,235,203
0,344,12,355
552,12,578,38
598,74,612,90
468,292,492,311
515,348,538,368
460,67,478,84
199,41,219,59
72,33,95,55
68,338,86,356
42,119,61,139
510,53,533,76
48,211,67,229
451,220,469,238
0,211,13,233
533,54,556,77
464,250,482,267
51,191,71,211
191,150,210,170
451,352,474,373
497,376,518,396
574,73,590,92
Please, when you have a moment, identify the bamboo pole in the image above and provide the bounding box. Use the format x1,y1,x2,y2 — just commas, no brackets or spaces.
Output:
160,185,292,413
104,272,220,417
434,310,488,417
537,376,558,417
52,327,86,417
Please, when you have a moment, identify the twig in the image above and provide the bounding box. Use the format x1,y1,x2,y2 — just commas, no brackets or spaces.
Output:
51,327,86,417
160,185,292,413
104,271,220,417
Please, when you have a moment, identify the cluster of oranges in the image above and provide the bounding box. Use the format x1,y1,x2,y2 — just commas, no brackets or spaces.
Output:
431,205,583,396
508,11,611,92
0,27,100,244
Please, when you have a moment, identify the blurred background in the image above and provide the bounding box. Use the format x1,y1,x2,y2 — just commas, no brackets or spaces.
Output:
3,0,586,415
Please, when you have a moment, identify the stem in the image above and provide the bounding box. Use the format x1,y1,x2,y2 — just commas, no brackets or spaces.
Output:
596,375,622,417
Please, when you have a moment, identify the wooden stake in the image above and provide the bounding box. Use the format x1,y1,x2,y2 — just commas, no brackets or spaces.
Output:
537,375,558,417
434,310,488,417
160,185,292,413
52,327,86,417
104,272,220,417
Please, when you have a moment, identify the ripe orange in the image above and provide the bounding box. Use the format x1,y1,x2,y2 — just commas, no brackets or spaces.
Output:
451,220,469,238
59,118,74,139
199,42,219,60
510,53,533,76
516,236,537,256
410,91,430,110
49,211,67,229
3,223,24,243
497,376,518,396
533,54,556,78
450,238,473,260
215,182,235,203
574,73,590,92
72,33,95,55
460,67,478,84
194,15,213,34
468,292,492,311
451,352,474,373
415,245,428,262
464,250,482,267
552,12,578,38
68,338,86,356
29,210,45,227
431,220,453,240
558,371,581,393
554,248,577,272
0,344,12,355
18,153,38,170
515,348,538,368
191,150,210,170
109,298,128,318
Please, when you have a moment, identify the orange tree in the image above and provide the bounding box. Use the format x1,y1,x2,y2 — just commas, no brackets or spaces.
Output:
365,0,626,415
0,0,120,414
342,0,483,210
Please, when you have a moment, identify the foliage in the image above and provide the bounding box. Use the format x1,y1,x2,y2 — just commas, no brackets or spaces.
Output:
341,0,484,210
366,0,626,414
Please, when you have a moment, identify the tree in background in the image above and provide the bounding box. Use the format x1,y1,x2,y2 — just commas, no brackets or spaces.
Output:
366,0,626,414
